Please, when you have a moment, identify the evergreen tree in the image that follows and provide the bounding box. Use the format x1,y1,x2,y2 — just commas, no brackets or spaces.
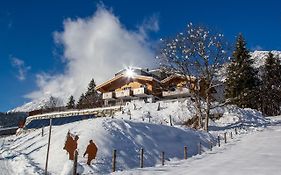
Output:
76,79,102,109
260,52,281,115
225,34,260,109
77,93,86,109
66,95,75,109
84,78,102,108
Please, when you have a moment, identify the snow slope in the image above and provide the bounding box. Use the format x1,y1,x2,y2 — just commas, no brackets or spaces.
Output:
0,99,270,175
115,100,269,128
9,96,63,113
117,119,281,175
0,118,213,175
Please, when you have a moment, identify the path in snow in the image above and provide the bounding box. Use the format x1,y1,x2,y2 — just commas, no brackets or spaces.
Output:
116,124,281,175
0,137,15,175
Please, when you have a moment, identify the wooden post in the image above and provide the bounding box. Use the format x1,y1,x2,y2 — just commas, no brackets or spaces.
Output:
128,110,131,120
209,141,212,151
140,148,144,168
169,115,172,126
161,151,165,166
235,128,238,135
198,142,201,155
112,149,117,172
217,135,220,147
157,103,160,111
224,132,227,143
230,132,233,139
110,110,113,119
184,146,187,159
44,118,52,175
73,150,78,175
41,126,44,137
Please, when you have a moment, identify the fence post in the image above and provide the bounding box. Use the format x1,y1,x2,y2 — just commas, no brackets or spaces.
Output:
157,102,160,111
73,150,78,175
44,118,52,175
209,141,212,151
198,142,201,155
169,115,172,126
224,132,227,143
41,126,44,137
128,110,131,120
140,148,144,168
230,132,233,139
217,135,220,147
184,146,187,159
112,149,117,172
235,128,238,135
161,151,165,166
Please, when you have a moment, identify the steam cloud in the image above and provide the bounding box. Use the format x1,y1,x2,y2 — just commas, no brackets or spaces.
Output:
25,6,158,102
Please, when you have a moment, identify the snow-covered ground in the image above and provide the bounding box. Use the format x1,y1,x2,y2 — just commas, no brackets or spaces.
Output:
0,99,276,175
116,117,281,175
0,118,213,175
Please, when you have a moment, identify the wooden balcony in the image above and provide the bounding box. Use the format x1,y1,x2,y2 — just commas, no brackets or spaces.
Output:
115,89,133,99
102,92,116,100
133,87,149,97
162,87,190,98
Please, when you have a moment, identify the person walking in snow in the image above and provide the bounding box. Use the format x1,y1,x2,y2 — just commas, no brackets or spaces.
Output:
83,140,98,165
63,133,79,160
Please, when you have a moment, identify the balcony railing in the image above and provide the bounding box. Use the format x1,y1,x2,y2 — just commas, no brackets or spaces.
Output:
103,92,116,100
162,87,190,98
115,89,133,98
133,87,149,97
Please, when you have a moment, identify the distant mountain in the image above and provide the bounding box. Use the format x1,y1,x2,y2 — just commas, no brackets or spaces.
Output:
217,50,281,82
251,50,281,68
10,96,64,113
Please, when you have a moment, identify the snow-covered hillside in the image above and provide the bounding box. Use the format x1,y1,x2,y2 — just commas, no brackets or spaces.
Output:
251,50,281,68
0,99,270,175
10,96,63,113
116,117,281,175
0,118,214,174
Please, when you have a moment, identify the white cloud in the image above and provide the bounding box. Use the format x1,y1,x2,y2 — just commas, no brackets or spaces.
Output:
252,45,263,51
25,6,158,102
138,13,159,38
11,57,31,81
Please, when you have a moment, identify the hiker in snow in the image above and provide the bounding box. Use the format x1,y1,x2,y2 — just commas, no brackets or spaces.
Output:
83,140,98,165
63,133,79,160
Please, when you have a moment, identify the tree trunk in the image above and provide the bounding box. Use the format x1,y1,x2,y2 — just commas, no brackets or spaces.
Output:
204,91,211,132
194,93,203,129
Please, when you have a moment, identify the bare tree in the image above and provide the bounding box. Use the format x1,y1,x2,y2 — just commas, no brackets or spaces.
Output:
157,23,229,131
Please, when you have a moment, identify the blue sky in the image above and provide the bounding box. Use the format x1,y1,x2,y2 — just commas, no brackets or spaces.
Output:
1,0,281,111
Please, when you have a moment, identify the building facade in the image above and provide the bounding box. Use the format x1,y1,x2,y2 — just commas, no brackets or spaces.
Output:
95,67,222,106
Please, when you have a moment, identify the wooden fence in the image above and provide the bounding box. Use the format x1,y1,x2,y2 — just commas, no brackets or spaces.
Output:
108,126,244,172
